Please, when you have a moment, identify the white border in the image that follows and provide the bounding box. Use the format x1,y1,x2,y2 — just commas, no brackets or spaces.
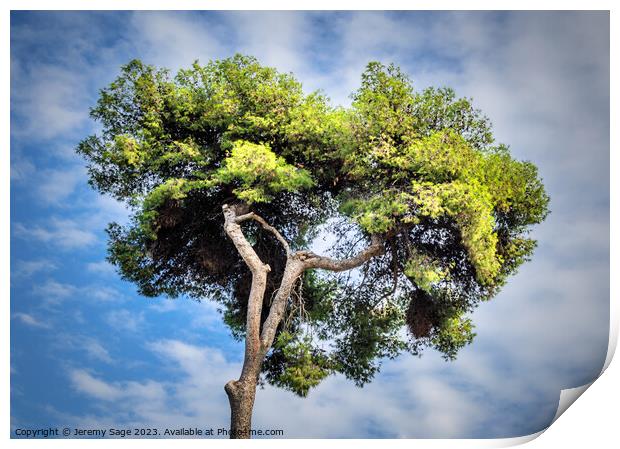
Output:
2,2,616,448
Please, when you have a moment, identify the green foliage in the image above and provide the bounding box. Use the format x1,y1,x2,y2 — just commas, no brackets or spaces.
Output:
412,87,495,150
340,191,410,234
215,140,314,203
77,55,549,397
266,331,334,397
432,314,476,360
404,250,450,292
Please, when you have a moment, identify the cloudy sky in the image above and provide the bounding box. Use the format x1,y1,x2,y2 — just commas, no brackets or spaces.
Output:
10,11,609,438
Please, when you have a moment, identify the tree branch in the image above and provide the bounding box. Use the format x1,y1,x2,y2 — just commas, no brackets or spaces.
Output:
258,235,386,350
223,205,386,358
259,258,305,350
223,205,271,275
296,234,385,272
235,212,291,256
222,204,270,381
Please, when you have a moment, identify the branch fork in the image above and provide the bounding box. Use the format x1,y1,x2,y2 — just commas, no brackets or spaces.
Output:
221,203,385,438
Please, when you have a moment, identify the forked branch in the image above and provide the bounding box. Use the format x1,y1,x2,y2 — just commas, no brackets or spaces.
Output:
259,234,386,349
222,204,270,380
223,204,387,363
235,211,291,255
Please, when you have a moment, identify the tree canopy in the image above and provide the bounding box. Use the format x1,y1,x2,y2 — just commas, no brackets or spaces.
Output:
78,54,549,398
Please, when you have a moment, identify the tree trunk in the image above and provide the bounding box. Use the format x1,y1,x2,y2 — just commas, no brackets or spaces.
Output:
224,379,257,439
221,204,273,439
220,204,384,439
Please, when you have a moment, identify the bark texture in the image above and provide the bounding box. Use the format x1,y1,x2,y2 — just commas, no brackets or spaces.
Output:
224,379,257,439
222,204,268,439
221,203,384,438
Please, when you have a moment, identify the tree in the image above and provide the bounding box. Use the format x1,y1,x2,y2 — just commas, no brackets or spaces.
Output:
77,55,549,438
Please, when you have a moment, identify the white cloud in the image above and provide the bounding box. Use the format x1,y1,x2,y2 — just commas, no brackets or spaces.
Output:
88,194,130,226
10,156,35,181
86,260,116,277
36,165,86,204
293,12,432,107
12,312,51,329
67,367,170,429
105,309,145,333
12,259,57,278
32,280,77,305
10,14,130,143
129,11,226,71
81,339,115,364
13,218,98,250
230,12,311,76
86,286,124,303
70,370,123,401
188,300,223,330
63,337,534,437
31,278,125,308
11,63,90,140
53,335,115,364
148,299,179,313
67,340,236,430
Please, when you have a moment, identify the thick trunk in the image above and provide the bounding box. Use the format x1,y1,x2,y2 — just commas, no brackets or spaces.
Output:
225,379,257,439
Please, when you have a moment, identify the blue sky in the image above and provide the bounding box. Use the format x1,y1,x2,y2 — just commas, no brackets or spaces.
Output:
10,11,609,438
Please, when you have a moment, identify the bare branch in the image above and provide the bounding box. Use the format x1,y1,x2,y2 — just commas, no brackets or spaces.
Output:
259,258,305,350
259,235,386,350
235,212,291,256
296,234,385,272
222,204,269,382
222,205,271,275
